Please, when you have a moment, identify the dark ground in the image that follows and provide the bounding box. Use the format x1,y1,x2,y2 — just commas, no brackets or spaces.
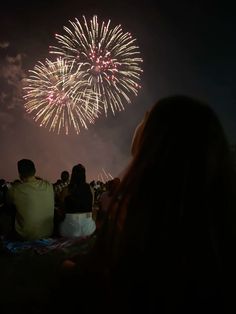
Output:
0,235,96,313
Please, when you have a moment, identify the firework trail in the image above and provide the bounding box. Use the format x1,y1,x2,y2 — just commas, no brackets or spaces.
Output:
50,15,143,115
97,168,113,182
23,58,100,134
102,167,113,180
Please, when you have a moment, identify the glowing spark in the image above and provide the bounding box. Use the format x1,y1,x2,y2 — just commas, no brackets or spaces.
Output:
50,15,143,116
23,58,100,134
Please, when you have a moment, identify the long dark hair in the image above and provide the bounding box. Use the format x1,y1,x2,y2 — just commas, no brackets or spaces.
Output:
100,95,236,312
68,164,86,193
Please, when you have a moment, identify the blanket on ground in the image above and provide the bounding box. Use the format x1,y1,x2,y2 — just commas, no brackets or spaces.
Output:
1,234,96,255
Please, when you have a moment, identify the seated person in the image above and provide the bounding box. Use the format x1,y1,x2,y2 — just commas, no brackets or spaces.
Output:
7,159,54,240
58,164,96,238
54,170,70,204
99,178,120,213
49,96,236,313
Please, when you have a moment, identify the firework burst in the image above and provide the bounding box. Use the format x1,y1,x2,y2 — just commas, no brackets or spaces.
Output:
23,58,100,134
50,15,143,115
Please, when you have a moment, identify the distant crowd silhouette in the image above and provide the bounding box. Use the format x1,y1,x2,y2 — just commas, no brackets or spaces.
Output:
0,95,236,313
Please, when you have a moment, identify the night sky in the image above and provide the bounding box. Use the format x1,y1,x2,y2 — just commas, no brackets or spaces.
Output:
0,1,235,182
